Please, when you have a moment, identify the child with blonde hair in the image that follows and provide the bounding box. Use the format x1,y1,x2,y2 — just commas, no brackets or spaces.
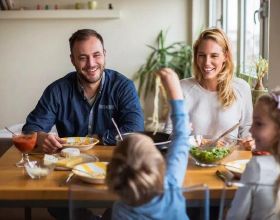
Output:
106,68,190,220
226,89,280,220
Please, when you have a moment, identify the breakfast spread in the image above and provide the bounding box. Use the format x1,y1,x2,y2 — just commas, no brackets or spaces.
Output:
55,156,84,168
61,148,80,157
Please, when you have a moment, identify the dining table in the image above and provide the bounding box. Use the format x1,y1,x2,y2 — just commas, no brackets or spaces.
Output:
0,144,252,218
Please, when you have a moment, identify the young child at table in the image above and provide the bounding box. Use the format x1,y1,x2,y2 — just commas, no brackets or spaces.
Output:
226,89,280,220
106,68,190,220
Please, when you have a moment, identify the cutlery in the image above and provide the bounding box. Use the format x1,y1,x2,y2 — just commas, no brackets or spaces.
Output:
111,118,123,141
200,122,240,149
4,126,17,136
65,172,74,183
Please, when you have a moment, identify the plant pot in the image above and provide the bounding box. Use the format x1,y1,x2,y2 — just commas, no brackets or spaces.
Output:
251,89,268,104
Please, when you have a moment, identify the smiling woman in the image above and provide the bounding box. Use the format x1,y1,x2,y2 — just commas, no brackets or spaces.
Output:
165,28,254,150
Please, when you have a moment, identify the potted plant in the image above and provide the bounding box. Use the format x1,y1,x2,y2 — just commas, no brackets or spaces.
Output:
252,57,269,103
133,30,192,130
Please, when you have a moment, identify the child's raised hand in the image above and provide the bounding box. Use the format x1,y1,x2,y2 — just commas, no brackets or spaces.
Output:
156,68,183,100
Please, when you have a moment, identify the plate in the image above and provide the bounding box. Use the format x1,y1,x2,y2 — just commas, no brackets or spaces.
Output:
224,159,249,178
61,137,99,151
54,153,99,171
72,162,108,184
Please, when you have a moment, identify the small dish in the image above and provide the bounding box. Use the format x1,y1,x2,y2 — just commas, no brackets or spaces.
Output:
72,162,108,184
24,160,54,179
61,137,99,151
224,159,249,178
55,153,99,170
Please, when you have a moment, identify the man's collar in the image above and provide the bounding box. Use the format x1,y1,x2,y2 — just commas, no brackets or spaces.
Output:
77,71,105,98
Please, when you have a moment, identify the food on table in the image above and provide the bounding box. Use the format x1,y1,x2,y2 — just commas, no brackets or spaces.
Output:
43,154,58,166
62,137,91,146
55,156,84,168
26,166,49,177
61,148,80,157
24,160,54,179
190,146,231,164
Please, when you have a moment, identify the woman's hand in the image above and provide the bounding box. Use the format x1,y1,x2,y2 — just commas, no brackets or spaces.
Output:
238,136,255,151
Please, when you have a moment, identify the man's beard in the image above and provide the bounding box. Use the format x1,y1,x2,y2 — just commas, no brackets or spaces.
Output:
78,65,105,84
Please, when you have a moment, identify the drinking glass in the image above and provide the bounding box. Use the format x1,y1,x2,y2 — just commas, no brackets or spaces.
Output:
12,132,37,167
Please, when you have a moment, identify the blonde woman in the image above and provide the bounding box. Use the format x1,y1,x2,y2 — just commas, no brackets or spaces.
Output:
165,28,254,149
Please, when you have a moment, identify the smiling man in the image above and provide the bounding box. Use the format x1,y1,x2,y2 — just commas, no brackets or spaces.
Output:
22,29,144,153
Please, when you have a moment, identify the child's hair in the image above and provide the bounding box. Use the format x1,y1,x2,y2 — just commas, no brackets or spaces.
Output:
106,133,166,206
256,89,280,214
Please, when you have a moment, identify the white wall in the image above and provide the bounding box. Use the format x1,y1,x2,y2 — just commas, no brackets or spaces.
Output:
268,0,280,90
0,0,188,128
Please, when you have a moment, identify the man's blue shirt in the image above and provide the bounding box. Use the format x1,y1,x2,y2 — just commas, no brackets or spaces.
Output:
22,69,144,144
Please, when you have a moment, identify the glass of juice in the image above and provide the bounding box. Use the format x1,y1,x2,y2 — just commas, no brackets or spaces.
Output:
12,132,37,167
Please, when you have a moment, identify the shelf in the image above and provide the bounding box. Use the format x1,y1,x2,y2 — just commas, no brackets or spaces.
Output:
0,9,120,20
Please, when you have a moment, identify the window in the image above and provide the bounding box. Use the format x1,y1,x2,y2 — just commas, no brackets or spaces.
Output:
208,0,269,78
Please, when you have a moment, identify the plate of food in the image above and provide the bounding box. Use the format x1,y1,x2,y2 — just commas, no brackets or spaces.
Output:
72,162,108,184
43,152,99,171
189,135,237,167
61,137,99,151
224,159,250,178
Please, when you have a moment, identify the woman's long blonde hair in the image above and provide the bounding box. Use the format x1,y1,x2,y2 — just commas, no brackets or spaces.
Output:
193,28,235,108
257,90,280,214
106,134,165,206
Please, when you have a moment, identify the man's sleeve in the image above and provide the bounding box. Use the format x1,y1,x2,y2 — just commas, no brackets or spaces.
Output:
22,85,58,133
102,80,144,145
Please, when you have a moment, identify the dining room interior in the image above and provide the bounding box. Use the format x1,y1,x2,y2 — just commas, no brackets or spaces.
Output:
0,0,280,219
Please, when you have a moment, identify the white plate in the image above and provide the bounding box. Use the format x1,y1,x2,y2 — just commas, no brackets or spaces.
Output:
55,153,99,171
61,137,99,151
225,159,249,177
72,162,108,184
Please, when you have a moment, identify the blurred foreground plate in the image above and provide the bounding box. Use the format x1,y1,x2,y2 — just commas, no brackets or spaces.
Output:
61,137,99,151
72,162,108,184
224,159,249,178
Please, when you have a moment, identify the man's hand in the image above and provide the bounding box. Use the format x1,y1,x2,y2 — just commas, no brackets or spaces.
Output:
37,132,65,153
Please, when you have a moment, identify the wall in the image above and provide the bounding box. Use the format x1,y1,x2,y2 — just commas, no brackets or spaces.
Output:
0,0,188,128
268,0,280,90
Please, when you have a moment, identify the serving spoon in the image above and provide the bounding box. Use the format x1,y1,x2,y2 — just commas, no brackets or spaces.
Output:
200,122,240,150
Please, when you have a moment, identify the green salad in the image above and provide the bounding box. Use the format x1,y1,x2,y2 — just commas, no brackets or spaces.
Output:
190,146,231,164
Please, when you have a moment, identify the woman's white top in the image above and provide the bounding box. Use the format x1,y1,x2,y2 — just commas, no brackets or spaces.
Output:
164,77,253,138
226,155,280,220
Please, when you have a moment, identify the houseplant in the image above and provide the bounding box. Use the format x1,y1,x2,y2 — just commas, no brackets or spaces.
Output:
134,30,192,98
236,57,269,104
133,30,192,130
252,57,269,103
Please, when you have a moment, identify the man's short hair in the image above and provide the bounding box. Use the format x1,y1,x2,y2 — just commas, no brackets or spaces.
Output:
69,29,104,53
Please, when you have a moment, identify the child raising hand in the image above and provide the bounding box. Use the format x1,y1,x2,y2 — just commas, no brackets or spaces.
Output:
106,68,190,220
226,89,280,220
